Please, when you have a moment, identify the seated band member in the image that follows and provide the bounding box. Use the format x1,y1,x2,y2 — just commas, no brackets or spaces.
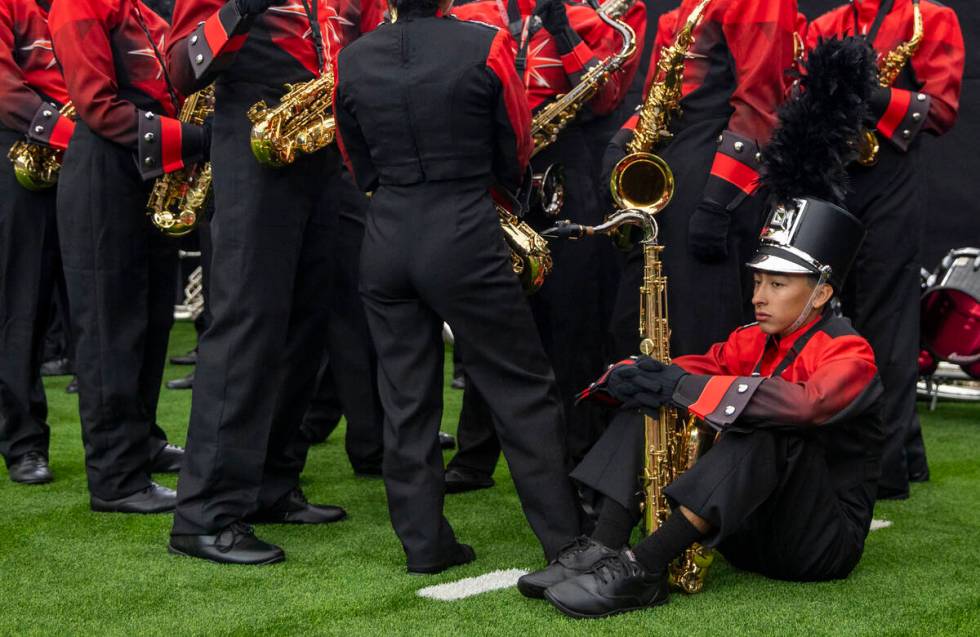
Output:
519,37,887,618
334,0,583,573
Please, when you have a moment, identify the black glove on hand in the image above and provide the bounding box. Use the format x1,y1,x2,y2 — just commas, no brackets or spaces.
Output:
236,0,285,16
609,357,687,412
688,199,731,263
535,0,571,36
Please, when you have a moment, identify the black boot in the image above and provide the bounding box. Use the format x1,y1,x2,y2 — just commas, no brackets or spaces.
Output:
8,452,53,485
169,522,285,565
245,488,347,524
90,483,176,514
517,536,617,599
544,549,669,619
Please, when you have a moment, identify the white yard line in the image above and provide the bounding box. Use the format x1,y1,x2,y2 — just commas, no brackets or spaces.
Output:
416,569,528,601
870,519,893,531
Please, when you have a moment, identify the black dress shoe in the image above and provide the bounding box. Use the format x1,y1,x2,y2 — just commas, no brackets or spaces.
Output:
91,482,176,513
445,466,494,494
169,522,285,565
544,549,669,619
451,376,466,390
151,443,185,473
877,485,910,500
407,542,476,575
245,488,347,524
166,371,195,390
909,468,930,483
518,536,617,598
169,348,198,366
65,376,79,394
8,452,53,485
40,357,73,377
439,431,456,450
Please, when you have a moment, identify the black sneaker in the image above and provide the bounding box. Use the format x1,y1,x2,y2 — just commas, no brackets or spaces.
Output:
517,536,617,599
544,549,669,619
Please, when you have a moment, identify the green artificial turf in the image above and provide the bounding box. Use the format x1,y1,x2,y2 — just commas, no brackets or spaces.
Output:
1,321,979,636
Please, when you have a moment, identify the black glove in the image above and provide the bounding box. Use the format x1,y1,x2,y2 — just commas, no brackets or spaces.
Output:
609,357,687,411
236,0,285,16
688,199,731,263
534,0,570,36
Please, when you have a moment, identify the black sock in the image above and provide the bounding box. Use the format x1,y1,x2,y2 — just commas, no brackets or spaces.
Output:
631,511,704,574
591,498,639,548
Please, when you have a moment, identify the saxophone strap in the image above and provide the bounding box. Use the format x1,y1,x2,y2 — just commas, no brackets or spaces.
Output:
132,0,180,113
849,0,895,46
301,0,327,74
507,0,541,79
752,312,832,379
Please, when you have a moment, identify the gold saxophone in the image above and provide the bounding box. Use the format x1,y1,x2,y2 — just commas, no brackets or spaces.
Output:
147,86,215,237
857,0,924,166
501,0,637,293
247,71,335,167
6,101,76,191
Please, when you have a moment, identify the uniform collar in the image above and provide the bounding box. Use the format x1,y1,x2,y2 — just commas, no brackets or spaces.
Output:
852,0,902,31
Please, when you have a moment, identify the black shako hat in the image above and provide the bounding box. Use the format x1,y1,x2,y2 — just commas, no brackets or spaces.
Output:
748,197,865,290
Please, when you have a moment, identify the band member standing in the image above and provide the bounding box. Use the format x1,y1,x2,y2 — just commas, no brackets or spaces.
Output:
48,0,200,511
0,0,74,485
335,0,583,573
807,0,964,500
444,0,646,492
164,0,375,564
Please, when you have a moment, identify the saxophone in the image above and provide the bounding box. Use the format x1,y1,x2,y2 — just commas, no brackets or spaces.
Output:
247,71,335,167
147,86,215,237
7,101,76,191
856,0,924,166
500,0,637,293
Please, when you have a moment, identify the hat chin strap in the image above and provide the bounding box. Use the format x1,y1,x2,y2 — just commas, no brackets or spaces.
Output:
784,267,831,335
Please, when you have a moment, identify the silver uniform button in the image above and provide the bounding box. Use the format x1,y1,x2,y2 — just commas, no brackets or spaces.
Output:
733,141,744,152
724,405,736,416
195,54,205,64
190,35,199,45
912,112,922,122
917,93,927,102
717,135,724,143
737,383,749,393
145,111,155,120
144,132,155,143
34,125,44,133
144,157,155,166
902,129,912,139
43,110,53,118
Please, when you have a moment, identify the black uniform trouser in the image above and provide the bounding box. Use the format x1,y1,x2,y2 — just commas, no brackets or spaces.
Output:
0,132,59,466
572,414,871,581
842,144,925,497
447,128,609,477
57,123,173,500
360,179,581,567
297,171,383,473
172,81,337,535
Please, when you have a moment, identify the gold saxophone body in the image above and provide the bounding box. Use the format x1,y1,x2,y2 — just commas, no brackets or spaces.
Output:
247,71,335,167
857,0,924,166
501,0,637,293
7,102,76,191
147,86,215,237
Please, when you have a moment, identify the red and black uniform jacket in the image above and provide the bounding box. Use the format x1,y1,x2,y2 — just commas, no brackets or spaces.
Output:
807,0,963,153
450,0,646,116
166,0,383,96
0,0,73,148
672,313,884,493
610,0,798,212
334,15,532,194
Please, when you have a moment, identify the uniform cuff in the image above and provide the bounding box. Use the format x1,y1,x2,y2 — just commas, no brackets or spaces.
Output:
870,87,930,152
26,102,75,151
559,36,595,74
137,110,207,180
704,131,761,210
673,375,764,429
187,0,252,80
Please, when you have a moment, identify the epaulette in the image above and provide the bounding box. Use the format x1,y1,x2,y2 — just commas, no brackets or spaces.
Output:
454,17,501,32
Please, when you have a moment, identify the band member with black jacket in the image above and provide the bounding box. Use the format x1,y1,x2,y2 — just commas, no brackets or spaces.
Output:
164,0,380,564
335,0,583,574
48,0,203,512
807,0,964,501
0,0,74,485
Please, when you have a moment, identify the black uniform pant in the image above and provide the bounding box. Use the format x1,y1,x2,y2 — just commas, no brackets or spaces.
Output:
296,171,383,474
447,128,609,477
572,415,870,581
842,145,926,498
0,132,60,466
57,123,173,500
172,81,337,535
360,179,581,567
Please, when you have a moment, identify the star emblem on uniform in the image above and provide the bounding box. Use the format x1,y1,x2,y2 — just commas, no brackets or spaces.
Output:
20,39,58,69
128,35,166,79
524,39,563,90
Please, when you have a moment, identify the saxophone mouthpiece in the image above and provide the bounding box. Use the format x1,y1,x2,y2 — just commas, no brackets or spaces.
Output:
542,221,589,240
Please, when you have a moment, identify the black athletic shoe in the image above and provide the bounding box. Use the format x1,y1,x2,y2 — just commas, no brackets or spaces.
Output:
407,543,476,575
8,452,53,485
544,549,669,619
90,483,176,514
169,522,285,565
517,536,617,599
151,443,185,473
444,467,494,494
245,489,347,525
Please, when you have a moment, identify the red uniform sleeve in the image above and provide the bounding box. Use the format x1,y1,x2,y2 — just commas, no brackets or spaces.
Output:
0,2,42,134
486,28,532,189
700,0,796,210
167,0,252,95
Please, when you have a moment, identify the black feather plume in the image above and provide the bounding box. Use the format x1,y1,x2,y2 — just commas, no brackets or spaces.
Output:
760,37,878,206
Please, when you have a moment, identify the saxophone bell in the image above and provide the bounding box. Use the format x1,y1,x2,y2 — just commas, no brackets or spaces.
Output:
609,151,675,214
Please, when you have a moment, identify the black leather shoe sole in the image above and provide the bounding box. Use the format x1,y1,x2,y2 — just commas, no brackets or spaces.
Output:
167,542,285,566
9,468,53,485
544,589,668,619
